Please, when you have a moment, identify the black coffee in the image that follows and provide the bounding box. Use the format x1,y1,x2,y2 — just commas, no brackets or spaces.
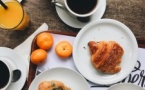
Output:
67,0,97,14
0,61,10,89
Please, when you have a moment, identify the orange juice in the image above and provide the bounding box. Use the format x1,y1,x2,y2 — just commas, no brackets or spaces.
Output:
0,0,30,30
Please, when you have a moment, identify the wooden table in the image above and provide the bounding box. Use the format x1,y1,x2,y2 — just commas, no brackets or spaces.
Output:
0,0,145,89
0,0,145,49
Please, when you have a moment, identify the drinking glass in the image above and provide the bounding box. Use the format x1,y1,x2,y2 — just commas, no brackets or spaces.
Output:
0,0,30,30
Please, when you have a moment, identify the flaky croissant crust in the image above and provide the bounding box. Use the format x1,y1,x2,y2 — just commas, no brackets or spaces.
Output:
88,41,124,74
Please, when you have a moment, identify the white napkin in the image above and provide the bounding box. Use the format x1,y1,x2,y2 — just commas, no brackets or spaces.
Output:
13,23,49,75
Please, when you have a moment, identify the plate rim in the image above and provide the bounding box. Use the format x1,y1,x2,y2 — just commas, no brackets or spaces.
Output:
108,83,144,90
73,19,138,85
28,67,90,90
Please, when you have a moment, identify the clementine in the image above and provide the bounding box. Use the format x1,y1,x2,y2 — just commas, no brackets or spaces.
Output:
55,41,72,59
30,49,47,65
36,32,54,50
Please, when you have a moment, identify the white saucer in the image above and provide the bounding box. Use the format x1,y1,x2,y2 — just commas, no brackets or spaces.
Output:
0,47,27,90
55,0,106,28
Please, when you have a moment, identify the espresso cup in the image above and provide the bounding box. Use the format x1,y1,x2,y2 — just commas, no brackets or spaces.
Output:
0,57,19,90
52,0,100,21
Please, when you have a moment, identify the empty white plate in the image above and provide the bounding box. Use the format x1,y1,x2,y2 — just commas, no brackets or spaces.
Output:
108,83,144,90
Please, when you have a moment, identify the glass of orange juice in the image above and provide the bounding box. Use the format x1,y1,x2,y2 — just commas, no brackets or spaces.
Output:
0,0,30,30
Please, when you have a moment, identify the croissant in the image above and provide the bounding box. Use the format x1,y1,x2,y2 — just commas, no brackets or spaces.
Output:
88,41,124,74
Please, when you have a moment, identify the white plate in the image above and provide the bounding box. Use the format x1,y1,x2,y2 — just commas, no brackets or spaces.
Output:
108,83,144,90
29,67,90,90
55,0,106,28
0,47,27,90
73,19,138,85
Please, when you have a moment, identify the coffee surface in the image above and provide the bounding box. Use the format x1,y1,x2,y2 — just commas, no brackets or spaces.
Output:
67,0,97,14
0,61,10,89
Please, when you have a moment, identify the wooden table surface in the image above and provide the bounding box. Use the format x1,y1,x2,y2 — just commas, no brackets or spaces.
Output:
0,0,145,49
0,0,145,90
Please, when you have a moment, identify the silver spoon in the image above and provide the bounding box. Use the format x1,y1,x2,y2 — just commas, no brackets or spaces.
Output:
12,69,21,82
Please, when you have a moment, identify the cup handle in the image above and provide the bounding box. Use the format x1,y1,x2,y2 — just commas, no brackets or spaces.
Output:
12,69,21,82
51,0,66,9
51,0,76,18
77,16,91,22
